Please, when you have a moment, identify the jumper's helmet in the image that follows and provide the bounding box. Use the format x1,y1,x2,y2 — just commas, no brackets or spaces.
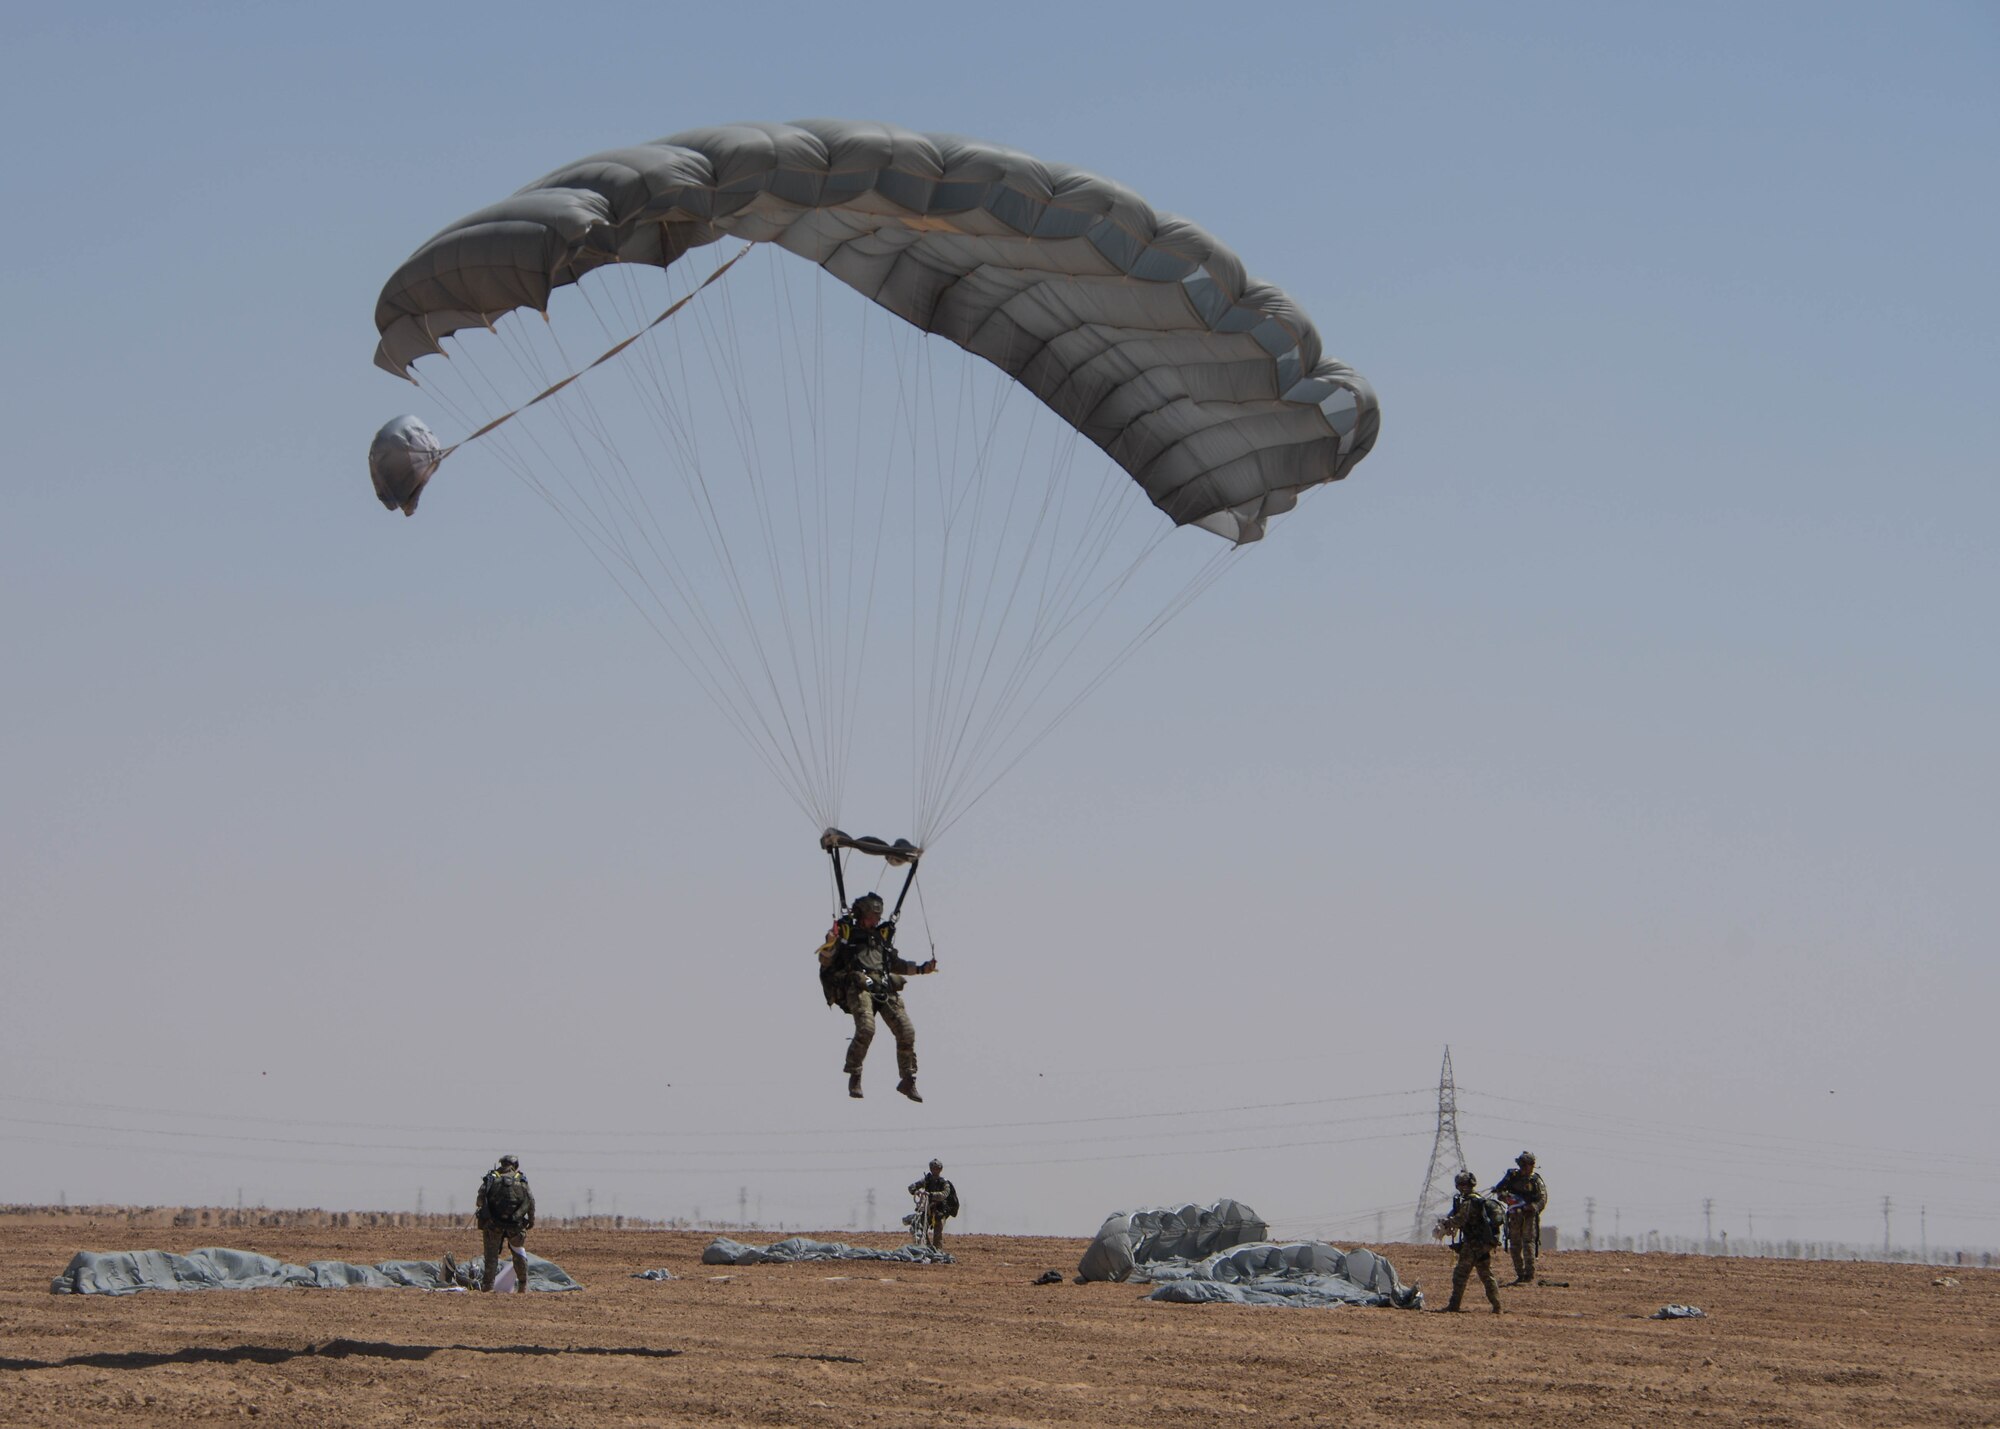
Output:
930,1159,943,1172
498,1154,519,1169
853,893,885,917
1454,1170,1477,1190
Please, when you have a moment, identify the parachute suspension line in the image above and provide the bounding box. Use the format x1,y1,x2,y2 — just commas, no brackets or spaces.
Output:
412,243,1249,852
919,348,1025,832
416,250,832,827
713,251,841,826
635,254,834,820
770,249,842,823
665,251,833,825
929,541,1241,845
911,868,939,963
427,245,752,464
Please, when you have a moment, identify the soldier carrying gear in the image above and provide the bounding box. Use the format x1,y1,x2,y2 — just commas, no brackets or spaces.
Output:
474,1154,536,1293
817,890,937,1102
1490,1150,1549,1284
906,1157,960,1248
1436,1168,1505,1314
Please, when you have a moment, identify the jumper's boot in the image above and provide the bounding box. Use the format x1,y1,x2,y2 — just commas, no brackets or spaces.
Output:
1487,1285,1504,1314
440,1252,459,1288
897,1076,923,1103
848,1072,864,1099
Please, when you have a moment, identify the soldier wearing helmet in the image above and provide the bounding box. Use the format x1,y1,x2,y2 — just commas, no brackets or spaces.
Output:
473,1154,536,1293
817,891,937,1101
1435,1167,1504,1313
1490,1151,1549,1283
906,1157,959,1248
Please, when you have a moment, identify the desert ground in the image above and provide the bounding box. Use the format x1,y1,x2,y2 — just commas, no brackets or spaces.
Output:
2,1220,1994,1426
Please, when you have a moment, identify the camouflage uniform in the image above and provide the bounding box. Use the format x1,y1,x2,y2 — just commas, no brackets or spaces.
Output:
1492,1164,1548,1283
1441,1190,1504,1313
475,1164,535,1293
907,1169,956,1246
822,916,926,1084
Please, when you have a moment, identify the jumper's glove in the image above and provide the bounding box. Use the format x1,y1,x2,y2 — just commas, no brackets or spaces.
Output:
921,958,938,974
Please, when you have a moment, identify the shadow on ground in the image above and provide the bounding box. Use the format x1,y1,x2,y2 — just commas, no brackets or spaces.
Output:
1,1338,681,1371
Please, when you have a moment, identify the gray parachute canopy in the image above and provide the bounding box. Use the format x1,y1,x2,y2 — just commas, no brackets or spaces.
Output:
374,120,1378,542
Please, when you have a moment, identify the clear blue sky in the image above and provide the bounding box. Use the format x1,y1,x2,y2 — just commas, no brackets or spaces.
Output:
2,2,1995,1250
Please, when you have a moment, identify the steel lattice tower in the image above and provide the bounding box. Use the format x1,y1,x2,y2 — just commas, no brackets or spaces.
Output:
1411,1046,1469,1242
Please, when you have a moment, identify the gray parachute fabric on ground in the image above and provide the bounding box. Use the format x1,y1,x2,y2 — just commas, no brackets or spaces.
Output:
1143,1242,1422,1309
1076,1199,1269,1282
375,119,1378,544
49,1247,580,1295
702,1236,952,1266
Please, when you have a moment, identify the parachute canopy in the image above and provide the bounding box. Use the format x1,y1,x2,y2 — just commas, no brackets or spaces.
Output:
374,119,1377,543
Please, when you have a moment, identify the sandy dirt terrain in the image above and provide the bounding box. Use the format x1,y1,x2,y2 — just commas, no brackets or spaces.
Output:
2,1221,1994,1426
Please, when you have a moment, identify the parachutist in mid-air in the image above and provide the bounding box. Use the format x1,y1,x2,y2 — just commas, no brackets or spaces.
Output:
818,891,936,1101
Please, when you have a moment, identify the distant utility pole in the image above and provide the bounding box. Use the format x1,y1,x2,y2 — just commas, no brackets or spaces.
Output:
1882,1197,1892,1257
739,1186,748,1225
1614,1207,1622,1243
1585,1197,1596,1248
1747,1208,1754,1241
586,1188,595,1221
1375,1210,1385,1244
1411,1046,1469,1242
1703,1198,1714,1252
416,1187,424,1217
1920,1206,1927,1261
866,1188,877,1231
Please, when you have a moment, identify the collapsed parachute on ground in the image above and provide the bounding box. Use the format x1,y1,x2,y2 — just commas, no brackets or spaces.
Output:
1076,1199,1420,1309
375,120,1378,544
1143,1241,1421,1309
1076,1198,1269,1282
702,1236,952,1266
49,1246,580,1295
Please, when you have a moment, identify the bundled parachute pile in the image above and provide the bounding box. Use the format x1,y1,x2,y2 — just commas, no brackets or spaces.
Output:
49,1246,580,1295
1075,1198,1269,1281
702,1236,952,1266
1076,1199,1420,1309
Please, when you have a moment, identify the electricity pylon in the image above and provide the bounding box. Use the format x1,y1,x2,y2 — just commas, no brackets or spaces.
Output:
1412,1045,1469,1242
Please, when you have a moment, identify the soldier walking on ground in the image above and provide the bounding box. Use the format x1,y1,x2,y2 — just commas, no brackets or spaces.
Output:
1436,1169,1504,1314
1491,1151,1548,1284
475,1154,535,1293
817,891,937,1101
907,1158,959,1247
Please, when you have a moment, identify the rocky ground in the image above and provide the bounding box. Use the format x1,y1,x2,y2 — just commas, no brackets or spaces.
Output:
2,1221,1993,1425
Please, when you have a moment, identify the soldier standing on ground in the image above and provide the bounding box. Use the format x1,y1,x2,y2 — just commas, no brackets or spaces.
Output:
475,1154,535,1293
907,1158,959,1247
818,891,937,1101
1491,1151,1548,1284
1436,1169,1504,1314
